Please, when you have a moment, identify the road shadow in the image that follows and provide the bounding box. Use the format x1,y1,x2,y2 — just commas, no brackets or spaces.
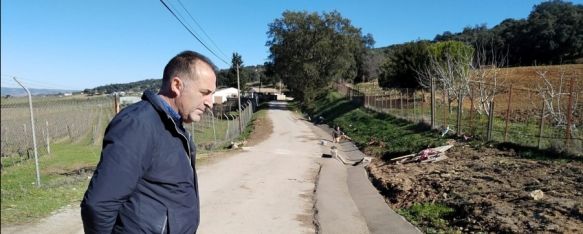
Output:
265,101,292,110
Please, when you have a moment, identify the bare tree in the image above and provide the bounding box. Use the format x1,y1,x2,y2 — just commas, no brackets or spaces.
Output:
533,65,580,137
427,43,473,113
470,43,508,116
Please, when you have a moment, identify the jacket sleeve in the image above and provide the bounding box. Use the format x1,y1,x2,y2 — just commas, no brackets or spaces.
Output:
81,113,152,233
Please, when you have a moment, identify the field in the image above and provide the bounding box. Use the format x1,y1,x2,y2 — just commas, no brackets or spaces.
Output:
367,143,583,233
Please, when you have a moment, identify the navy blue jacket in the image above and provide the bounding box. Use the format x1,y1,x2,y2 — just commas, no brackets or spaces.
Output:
81,90,199,233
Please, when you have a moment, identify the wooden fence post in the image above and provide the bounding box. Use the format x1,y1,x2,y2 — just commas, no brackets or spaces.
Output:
400,90,404,117
67,125,73,140
469,91,475,136
431,77,435,129
443,89,448,128
456,91,463,136
538,101,546,149
45,120,50,155
114,93,120,114
565,77,575,148
413,90,416,122
406,88,409,119
388,90,393,113
381,90,387,113
487,101,495,141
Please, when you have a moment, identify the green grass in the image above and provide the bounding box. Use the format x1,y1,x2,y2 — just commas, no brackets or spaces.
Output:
308,92,445,158
237,108,268,141
189,118,230,148
359,94,582,158
398,203,457,233
1,143,101,225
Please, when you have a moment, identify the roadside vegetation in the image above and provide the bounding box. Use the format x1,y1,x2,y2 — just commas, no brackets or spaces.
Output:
237,105,269,142
307,91,446,158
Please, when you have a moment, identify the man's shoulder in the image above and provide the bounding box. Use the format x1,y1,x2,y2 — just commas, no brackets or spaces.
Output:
111,101,161,127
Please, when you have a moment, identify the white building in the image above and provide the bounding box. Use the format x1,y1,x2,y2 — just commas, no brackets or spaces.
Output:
212,87,239,104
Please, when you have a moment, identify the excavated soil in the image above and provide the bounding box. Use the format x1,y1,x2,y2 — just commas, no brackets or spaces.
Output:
366,142,583,233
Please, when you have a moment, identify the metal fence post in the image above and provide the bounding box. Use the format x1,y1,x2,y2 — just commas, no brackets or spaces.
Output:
504,85,513,142
13,77,41,187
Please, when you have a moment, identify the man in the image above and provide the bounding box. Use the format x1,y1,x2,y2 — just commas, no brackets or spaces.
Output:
81,50,217,233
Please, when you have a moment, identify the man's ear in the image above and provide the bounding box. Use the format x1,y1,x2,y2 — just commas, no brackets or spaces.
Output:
170,76,183,96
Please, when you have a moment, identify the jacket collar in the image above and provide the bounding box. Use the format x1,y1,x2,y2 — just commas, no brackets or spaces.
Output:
142,90,183,128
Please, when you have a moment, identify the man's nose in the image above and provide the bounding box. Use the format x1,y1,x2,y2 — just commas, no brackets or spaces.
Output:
204,97,213,110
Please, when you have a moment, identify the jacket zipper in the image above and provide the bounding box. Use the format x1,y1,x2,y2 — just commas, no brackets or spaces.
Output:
167,117,193,167
160,214,168,234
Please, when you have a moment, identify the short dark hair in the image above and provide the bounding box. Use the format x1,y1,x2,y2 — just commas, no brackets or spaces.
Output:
161,50,218,90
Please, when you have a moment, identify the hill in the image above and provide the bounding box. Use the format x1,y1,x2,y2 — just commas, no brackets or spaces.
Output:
87,79,161,94
0,87,79,97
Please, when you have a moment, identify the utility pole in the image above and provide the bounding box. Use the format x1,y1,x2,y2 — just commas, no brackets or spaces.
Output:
256,68,261,93
237,63,243,133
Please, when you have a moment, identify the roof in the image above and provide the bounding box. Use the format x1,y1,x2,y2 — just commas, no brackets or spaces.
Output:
249,87,280,94
213,87,239,96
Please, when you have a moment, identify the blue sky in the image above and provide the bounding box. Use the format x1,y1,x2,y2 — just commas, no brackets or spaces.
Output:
2,0,579,90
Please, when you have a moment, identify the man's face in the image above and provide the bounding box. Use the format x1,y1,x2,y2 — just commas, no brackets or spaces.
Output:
175,61,217,123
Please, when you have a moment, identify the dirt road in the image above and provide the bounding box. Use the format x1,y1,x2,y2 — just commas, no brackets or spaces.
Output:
197,102,323,233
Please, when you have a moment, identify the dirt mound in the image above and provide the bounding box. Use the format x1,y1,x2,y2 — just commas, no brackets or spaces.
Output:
367,143,583,233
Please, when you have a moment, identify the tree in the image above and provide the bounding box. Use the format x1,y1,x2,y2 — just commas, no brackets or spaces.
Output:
216,69,230,88
378,40,431,89
356,48,384,83
490,18,528,66
425,41,474,113
226,52,250,91
353,33,376,83
470,41,508,116
533,65,580,135
266,10,371,106
523,0,583,64
431,0,583,66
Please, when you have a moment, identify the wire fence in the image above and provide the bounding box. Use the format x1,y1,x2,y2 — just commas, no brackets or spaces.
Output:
186,99,255,152
1,93,257,169
1,95,114,168
336,77,582,156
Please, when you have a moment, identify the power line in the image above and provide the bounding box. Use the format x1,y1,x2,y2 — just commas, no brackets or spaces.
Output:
1,81,19,87
176,0,230,59
1,73,18,78
1,75,79,90
159,0,229,65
